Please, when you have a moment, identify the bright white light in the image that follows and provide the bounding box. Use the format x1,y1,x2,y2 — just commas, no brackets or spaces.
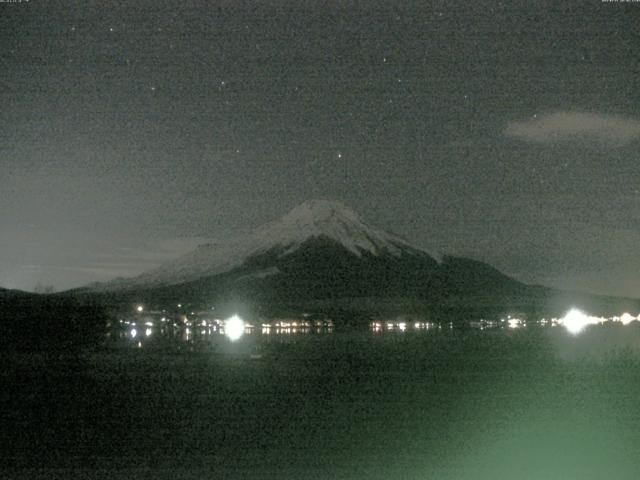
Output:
562,308,593,335
398,322,407,331
620,312,636,325
136,305,143,313
131,328,137,338
224,314,245,341
145,328,152,337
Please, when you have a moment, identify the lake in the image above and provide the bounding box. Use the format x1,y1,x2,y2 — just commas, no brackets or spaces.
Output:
3,324,640,479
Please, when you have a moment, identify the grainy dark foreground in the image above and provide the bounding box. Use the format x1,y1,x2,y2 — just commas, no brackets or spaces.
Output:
3,328,640,480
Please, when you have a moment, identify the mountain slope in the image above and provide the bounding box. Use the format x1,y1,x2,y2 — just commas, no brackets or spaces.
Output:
79,199,640,317
84,200,536,310
94,199,439,291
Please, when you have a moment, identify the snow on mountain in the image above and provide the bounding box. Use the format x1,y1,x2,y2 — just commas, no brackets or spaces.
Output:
93,200,440,291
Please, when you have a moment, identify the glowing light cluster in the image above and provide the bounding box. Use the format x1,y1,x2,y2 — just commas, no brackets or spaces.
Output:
224,314,245,341
619,312,637,326
508,318,523,329
561,308,601,335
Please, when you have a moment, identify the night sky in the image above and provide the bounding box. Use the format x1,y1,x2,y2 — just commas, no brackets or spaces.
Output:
1,0,639,296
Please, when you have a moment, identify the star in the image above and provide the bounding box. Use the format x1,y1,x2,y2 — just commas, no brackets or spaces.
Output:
109,27,114,32
150,86,156,92
337,153,343,159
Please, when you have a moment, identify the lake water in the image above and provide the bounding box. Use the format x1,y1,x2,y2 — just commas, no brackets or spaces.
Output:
3,324,640,479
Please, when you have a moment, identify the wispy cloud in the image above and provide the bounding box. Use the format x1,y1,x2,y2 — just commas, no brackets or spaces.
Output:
504,112,640,146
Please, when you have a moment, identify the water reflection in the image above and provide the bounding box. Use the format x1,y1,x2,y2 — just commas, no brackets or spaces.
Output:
112,317,335,349
370,320,437,333
109,307,640,350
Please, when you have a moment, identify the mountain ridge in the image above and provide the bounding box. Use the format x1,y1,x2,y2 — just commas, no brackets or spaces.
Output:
71,200,640,318
91,199,441,292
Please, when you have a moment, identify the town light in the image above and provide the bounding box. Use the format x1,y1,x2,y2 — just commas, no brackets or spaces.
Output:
562,308,591,335
224,314,245,341
620,312,636,326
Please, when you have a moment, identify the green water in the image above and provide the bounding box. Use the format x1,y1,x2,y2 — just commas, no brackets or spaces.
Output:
3,326,640,479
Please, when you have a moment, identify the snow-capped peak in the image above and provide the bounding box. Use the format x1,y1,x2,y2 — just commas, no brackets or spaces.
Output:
253,199,413,257
93,199,439,290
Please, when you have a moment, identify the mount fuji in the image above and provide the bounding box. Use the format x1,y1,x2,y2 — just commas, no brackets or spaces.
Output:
82,199,559,315
96,199,439,291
